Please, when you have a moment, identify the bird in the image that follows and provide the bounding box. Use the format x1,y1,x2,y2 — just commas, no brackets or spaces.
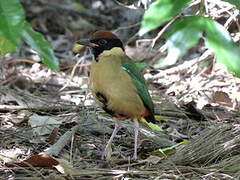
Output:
77,30,156,160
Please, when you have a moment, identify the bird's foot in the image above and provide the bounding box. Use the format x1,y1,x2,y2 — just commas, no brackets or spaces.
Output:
132,152,138,161
101,145,112,160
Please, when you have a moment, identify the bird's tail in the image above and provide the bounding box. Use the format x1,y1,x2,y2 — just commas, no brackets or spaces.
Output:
144,112,156,124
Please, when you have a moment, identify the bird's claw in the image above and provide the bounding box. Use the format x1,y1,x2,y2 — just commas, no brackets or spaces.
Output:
101,145,112,160
132,154,138,161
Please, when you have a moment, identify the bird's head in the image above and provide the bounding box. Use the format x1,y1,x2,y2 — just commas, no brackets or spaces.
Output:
77,30,124,59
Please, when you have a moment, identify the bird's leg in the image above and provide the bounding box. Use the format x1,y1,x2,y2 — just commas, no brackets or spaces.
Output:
102,120,121,160
133,118,139,160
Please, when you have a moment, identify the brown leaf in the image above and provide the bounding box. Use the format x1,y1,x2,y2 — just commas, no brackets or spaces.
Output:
213,91,233,107
5,154,59,168
47,127,59,144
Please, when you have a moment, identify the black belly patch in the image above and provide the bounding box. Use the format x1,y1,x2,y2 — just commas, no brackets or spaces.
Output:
102,107,115,116
95,92,108,104
95,92,114,116
95,92,126,117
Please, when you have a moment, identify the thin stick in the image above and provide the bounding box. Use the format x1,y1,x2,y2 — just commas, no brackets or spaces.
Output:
151,13,183,48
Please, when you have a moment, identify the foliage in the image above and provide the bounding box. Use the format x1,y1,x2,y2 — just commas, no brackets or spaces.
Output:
139,0,240,77
0,0,59,72
139,0,191,36
0,0,25,56
23,23,59,72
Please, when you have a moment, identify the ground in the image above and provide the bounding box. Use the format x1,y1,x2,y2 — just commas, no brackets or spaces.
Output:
0,0,240,179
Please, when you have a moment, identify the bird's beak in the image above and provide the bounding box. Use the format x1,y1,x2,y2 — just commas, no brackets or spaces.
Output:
76,39,98,48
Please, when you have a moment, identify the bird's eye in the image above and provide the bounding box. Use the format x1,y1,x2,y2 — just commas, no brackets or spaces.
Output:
98,39,107,45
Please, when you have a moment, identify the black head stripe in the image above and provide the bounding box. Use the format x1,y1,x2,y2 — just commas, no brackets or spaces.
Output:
90,38,124,59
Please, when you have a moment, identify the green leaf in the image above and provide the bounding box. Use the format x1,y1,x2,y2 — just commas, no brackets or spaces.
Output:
152,140,189,158
139,118,163,132
223,0,240,10
205,20,240,77
161,16,240,76
0,0,25,56
139,0,191,36
0,36,17,56
148,122,163,132
155,115,165,121
156,16,204,67
167,16,205,55
22,23,59,72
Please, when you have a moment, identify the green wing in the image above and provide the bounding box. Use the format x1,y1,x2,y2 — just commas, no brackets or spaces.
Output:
121,56,154,114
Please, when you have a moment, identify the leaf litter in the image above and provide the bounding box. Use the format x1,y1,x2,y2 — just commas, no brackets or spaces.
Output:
0,0,240,179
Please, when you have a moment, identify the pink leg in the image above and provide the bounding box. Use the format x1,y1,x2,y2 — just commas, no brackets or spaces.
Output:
102,121,121,160
133,118,139,160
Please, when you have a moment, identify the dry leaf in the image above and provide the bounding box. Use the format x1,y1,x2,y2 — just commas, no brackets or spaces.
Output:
6,154,59,168
29,114,62,136
213,91,233,107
